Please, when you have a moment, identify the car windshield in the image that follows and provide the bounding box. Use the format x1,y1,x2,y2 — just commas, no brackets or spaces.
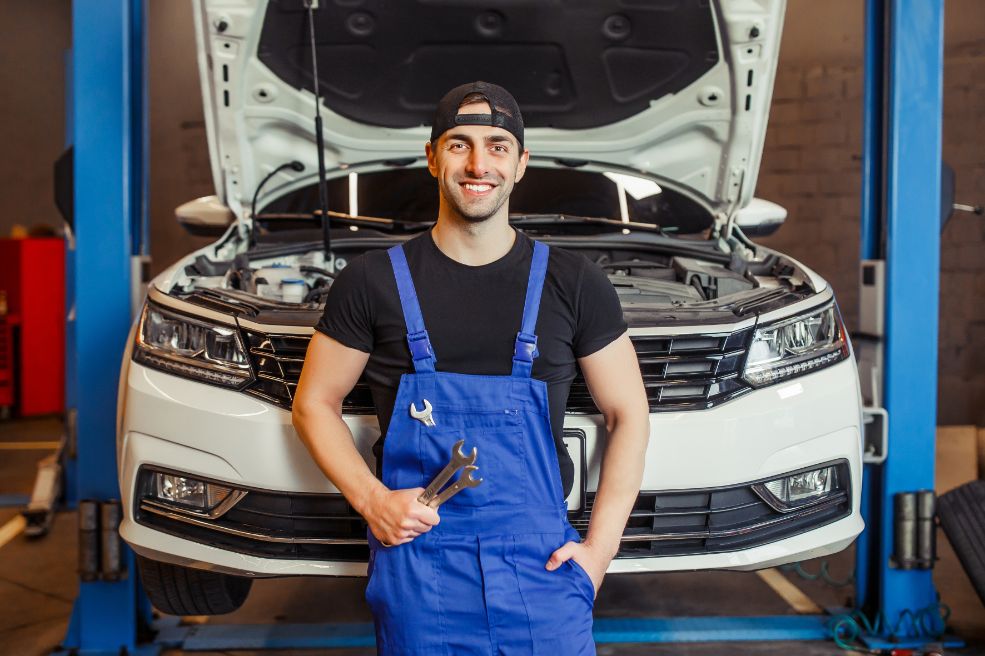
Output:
259,167,714,237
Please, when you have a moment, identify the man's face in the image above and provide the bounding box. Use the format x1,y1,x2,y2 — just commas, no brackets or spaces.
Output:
426,101,529,224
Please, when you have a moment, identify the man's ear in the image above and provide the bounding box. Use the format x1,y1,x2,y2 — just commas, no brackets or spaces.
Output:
425,140,438,178
514,148,530,184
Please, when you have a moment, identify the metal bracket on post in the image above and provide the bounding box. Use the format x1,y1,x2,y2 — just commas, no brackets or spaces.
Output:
862,407,888,464
855,259,888,463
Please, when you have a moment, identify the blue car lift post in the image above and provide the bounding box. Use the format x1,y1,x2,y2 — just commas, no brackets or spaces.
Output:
852,0,957,650
60,0,954,653
57,0,155,654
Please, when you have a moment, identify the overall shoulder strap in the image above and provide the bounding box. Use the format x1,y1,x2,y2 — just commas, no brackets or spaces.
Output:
387,244,436,373
511,240,550,378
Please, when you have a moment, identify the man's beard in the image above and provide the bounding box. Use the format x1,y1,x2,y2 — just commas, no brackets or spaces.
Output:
443,177,513,223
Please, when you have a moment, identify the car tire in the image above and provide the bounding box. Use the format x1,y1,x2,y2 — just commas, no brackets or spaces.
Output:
937,480,985,607
137,555,253,616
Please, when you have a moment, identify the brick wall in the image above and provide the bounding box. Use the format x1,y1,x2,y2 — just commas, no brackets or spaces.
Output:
938,41,985,426
0,2,70,238
755,43,985,426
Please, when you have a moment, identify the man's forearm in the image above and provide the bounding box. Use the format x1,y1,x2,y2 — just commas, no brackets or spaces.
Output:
583,412,650,558
292,401,388,517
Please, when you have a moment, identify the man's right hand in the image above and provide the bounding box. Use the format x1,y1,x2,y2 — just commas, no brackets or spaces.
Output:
364,486,441,547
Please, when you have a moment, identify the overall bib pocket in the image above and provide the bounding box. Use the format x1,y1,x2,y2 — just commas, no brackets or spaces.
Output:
417,411,526,508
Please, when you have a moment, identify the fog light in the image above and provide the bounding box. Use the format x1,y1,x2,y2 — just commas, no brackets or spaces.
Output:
755,465,837,512
152,473,231,510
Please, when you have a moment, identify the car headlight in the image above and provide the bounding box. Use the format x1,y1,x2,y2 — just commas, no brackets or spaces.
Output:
133,302,251,388
742,302,849,387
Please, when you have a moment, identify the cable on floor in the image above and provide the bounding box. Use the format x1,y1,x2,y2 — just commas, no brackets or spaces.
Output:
781,559,856,588
827,603,950,654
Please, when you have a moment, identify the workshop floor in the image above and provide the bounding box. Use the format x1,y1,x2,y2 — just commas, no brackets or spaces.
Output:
2,417,983,656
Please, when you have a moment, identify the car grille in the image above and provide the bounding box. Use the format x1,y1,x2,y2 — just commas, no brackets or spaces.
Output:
241,330,375,413
241,328,754,413
567,329,755,412
136,463,849,563
568,466,851,558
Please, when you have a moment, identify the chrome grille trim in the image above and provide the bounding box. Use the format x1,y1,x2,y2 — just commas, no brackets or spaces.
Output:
140,490,249,520
240,327,754,412
139,502,367,545
567,494,848,542
568,329,754,412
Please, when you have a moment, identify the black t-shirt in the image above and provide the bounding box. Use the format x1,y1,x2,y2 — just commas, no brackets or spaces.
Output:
315,228,627,498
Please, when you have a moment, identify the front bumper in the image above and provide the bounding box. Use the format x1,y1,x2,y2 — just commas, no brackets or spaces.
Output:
119,357,864,578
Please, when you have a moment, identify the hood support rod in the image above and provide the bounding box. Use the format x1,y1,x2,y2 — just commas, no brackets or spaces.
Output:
304,0,331,259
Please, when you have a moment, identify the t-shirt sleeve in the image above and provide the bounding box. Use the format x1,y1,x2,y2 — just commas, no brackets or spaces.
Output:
314,256,374,353
572,256,628,358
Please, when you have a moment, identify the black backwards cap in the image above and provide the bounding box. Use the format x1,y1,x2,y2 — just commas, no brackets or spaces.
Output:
429,81,524,149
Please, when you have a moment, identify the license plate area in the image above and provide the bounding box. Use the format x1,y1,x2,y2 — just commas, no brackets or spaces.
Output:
563,428,587,516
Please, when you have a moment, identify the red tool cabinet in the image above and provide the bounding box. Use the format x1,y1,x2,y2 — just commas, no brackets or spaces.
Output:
0,238,65,416
0,313,13,410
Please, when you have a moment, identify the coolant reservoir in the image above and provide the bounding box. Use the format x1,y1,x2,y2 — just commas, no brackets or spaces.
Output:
255,263,301,300
281,279,306,303
255,263,300,286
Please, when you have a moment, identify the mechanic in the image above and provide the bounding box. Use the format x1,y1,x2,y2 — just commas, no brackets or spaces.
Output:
293,81,650,654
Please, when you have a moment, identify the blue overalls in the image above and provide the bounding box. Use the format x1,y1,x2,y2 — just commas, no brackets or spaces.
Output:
364,240,597,655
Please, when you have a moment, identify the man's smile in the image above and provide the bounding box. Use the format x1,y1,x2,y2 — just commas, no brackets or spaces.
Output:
460,181,497,196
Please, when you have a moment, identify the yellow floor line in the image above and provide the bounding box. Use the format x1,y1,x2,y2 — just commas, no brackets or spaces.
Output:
756,567,823,614
0,441,60,450
0,514,27,550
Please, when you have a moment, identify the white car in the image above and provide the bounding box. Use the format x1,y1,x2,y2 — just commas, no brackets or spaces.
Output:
118,0,864,615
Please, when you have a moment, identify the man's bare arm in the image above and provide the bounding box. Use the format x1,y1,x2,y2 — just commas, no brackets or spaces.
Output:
579,332,650,556
545,332,650,588
292,332,439,545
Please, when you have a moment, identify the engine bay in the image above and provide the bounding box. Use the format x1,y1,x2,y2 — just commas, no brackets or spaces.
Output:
164,231,815,327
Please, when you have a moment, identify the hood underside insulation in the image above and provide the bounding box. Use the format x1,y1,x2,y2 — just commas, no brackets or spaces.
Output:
257,0,719,130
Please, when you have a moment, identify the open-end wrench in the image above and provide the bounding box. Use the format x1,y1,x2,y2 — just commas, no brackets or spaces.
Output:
417,439,477,506
409,399,436,427
427,466,483,508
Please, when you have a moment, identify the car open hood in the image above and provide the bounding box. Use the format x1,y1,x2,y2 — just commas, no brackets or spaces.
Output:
193,0,785,228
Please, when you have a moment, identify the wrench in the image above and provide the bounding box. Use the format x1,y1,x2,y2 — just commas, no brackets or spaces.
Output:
417,439,476,506
409,399,436,427
427,466,483,508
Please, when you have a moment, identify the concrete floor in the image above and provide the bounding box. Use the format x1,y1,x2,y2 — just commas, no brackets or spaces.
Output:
1,416,983,656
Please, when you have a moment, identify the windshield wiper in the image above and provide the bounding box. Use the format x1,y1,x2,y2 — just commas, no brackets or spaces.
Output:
508,213,667,235
254,210,432,233
254,211,665,235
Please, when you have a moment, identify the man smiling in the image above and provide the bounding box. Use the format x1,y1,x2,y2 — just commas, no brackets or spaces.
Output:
424,90,525,224
293,81,650,654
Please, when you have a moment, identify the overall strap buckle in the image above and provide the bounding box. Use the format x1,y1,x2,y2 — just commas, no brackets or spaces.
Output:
513,331,539,363
407,330,436,363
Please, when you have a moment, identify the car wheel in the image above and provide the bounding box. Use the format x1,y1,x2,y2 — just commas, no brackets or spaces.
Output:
938,480,985,607
137,555,252,616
